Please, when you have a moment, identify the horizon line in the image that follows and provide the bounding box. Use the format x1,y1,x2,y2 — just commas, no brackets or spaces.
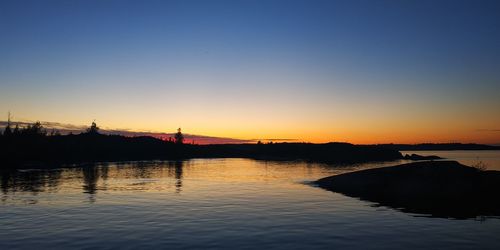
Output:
1,120,499,146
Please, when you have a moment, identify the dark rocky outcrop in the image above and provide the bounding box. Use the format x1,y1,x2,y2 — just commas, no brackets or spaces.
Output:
403,153,442,161
316,161,500,219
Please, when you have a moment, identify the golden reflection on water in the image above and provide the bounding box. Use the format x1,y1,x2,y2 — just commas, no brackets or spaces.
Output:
7,150,500,205
2,158,500,250
2,159,402,205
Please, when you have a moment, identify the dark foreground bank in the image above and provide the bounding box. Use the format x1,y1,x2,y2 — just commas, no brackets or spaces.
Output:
316,161,500,219
0,133,403,168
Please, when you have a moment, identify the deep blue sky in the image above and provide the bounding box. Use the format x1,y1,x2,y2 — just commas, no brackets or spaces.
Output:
1,0,499,143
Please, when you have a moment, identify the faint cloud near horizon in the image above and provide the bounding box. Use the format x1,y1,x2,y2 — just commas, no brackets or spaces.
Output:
251,138,299,142
476,129,500,132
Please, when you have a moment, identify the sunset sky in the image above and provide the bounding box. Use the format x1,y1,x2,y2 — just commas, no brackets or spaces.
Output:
1,0,499,144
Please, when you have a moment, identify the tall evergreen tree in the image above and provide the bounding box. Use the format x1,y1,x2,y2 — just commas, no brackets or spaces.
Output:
13,124,20,136
86,121,100,135
3,112,12,136
174,128,184,144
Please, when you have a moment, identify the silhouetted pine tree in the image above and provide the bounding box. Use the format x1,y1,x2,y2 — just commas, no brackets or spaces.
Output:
13,124,19,136
174,128,184,144
3,112,12,137
3,124,11,137
86,121,100,135
21,122,46,137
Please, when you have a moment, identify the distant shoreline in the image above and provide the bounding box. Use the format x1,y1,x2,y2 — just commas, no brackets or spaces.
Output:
376,143,500,151
0,133,405,168
1,130,498,168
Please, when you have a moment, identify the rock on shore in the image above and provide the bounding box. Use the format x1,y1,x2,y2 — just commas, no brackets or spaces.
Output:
316,161,500,219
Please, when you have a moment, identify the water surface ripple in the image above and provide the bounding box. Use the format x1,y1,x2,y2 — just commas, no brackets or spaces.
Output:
1,154,500,249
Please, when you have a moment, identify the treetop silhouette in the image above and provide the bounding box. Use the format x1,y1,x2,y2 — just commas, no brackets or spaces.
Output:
87,121,100,135
175,128,184,144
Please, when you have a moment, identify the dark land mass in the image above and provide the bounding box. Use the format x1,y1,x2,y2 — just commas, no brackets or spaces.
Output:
0,133,404,168
403,153,442,161
316,161,500,219
378,143,500,151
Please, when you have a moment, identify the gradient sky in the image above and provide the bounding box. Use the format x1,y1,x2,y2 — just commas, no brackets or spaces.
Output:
1,0,500,144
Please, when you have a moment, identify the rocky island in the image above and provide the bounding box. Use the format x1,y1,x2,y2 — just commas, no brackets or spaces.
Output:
316,161,500,219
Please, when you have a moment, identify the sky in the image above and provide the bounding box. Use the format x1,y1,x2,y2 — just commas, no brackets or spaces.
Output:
1,0,499,144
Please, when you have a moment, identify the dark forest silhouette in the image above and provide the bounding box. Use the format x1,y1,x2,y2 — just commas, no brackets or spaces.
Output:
0,120,405,168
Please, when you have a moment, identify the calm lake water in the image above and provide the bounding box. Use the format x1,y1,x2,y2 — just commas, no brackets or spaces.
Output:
1,151,500,249
402,150,500,171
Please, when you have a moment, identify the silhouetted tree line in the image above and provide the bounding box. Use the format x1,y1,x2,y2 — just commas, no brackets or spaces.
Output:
0,120,182,166
0,120,405,168
2,121,48,138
